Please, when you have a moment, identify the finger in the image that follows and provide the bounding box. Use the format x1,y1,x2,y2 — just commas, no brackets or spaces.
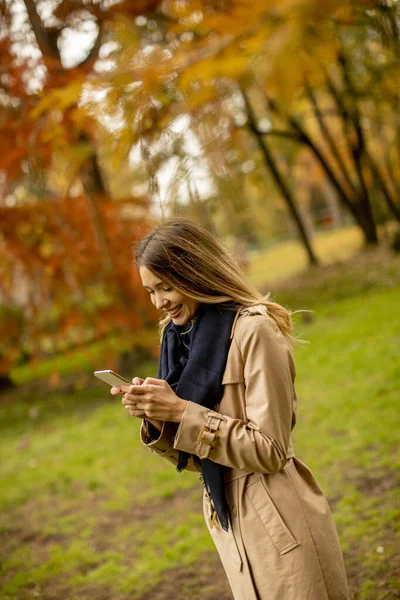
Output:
126,385,149,395
125,405,143,414
131,377,145,385
122,396,141,407
119,385,132,394
139,403,158,419
125,406,145,418
127,384,147,393
144,377,166,387
111,386,122,395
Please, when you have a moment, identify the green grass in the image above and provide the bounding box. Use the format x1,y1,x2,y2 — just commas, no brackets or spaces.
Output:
294,285,400,476
0,381,210,598
1,238,400,599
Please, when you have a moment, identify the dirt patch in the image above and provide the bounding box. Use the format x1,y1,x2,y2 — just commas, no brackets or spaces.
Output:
328,468,400,511
354,469,399,497
0,486,202,559
138,553,233,600
91,488,202,553
14,581,117,600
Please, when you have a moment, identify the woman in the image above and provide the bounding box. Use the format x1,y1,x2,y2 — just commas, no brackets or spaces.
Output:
111,218,350,600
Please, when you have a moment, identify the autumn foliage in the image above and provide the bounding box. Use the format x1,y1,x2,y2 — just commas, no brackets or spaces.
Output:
1,0,400,380
0,0,161,379
0,194,155,374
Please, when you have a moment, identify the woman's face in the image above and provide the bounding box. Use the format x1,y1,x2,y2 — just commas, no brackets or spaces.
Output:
139,266,200,326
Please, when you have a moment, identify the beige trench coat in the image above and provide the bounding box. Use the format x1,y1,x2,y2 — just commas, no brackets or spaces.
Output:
140,307,350,600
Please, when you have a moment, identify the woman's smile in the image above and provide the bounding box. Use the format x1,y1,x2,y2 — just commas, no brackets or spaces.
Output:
139,267,199,325
168,305,182,318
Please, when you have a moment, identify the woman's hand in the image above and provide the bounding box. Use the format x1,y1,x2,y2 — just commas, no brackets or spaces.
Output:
117,377,188,424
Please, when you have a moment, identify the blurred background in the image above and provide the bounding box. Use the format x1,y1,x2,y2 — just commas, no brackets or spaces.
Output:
0,1,399,599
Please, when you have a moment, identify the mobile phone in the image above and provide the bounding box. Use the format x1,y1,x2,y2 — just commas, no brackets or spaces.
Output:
94,370,130,387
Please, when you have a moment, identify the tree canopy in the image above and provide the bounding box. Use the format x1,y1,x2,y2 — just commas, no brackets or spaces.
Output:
1,0,399,381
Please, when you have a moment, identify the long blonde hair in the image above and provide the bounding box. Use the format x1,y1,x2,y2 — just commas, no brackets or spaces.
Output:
134,218,293,340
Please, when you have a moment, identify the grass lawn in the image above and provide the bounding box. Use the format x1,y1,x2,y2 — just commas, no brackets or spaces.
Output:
249,225,363,287
1,239,399,599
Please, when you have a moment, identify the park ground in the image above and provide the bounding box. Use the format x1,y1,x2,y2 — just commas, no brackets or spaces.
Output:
1,226,400,600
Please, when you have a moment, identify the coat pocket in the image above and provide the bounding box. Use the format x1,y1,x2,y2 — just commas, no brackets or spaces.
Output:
247,476,299,556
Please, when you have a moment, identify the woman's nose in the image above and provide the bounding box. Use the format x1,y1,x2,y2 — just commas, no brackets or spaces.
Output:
155,294,167,310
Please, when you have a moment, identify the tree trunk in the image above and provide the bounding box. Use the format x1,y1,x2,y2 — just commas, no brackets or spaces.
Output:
354,201,379,245
289,114,378,246
330,59,382,241
242,91,319,266
366,148,400,222
81,146,133,308
265,89,380,246
305,81,358,198
0,374,15,392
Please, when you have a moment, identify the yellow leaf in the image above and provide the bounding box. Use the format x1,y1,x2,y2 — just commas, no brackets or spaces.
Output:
183,83,218,111
30,80,84,119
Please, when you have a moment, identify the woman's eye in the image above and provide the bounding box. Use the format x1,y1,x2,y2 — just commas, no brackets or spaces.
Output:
163,287,172,292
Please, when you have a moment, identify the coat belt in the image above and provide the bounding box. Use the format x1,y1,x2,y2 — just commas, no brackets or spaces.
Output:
223,452,295,482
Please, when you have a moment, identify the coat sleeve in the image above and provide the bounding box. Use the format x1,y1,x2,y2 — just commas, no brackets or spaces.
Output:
139,420,200,473
173,315,296,474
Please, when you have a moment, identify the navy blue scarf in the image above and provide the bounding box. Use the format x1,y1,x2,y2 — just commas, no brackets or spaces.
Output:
158,304,236,531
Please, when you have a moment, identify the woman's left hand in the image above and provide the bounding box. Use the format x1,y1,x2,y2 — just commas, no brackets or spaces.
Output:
122,378,188,423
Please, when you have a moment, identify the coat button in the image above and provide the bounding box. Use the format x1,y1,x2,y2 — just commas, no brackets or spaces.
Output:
231,505,237,518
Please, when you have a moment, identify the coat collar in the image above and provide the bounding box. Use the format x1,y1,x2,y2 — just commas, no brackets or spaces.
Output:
230,305,269,339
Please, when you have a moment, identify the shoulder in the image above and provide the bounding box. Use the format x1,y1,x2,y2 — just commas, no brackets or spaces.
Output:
232,306,295,376
232,305,283,344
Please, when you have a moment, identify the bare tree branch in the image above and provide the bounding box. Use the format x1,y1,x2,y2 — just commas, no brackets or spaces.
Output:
22,0,60,61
